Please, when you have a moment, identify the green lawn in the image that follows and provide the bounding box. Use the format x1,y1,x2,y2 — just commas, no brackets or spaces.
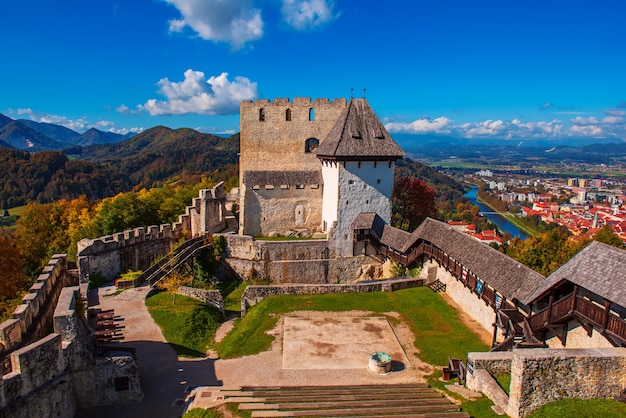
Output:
217,287,490,365
146,291,222,357
528,398,626,418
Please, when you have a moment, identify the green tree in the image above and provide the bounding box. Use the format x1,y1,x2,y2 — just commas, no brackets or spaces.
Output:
593,226,624,248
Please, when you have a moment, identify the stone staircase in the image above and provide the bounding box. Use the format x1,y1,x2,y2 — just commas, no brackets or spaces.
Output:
194,384,469,417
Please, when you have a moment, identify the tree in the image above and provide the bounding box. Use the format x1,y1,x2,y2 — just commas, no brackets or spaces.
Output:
392,176,437,231
155,272,193,304
593,226,624,248
0,237,27,300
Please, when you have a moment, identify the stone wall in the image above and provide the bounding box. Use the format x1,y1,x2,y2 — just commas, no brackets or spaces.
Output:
240,277,424,315
177,286,224,315
1,284,143,417
0,333,75,418
223,235,385,284
77,183,227,282
544,319,616,349
239,97,346,236
421,259,499,338
77,225,179,281
0,255,73,360
466,348,626,418
508,347,626,417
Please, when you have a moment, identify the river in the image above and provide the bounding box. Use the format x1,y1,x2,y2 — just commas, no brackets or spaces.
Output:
464,186,528,240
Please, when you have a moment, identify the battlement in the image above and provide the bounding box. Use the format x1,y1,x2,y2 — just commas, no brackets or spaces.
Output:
0,255,69,356
78,182,227,281
241,97,346,108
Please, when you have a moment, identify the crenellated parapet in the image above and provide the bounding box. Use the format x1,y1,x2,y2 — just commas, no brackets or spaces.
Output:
0,255,71,358
0,285,142,416
77,182,227,282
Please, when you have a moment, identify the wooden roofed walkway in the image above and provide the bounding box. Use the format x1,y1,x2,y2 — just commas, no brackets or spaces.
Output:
191,384,468,417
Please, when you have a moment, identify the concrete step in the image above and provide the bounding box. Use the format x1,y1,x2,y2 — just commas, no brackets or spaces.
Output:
239,397,452,410
250,404,463,417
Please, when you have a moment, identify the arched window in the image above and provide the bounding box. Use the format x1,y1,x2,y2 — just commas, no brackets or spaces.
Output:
259,108,265,122
305,137,319,153
285,108,292,121
309,108,315,121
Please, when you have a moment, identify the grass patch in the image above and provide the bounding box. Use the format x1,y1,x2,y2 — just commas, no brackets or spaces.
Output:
146,291,222,357
217,287,489,365
493,372,511,395
223,281,249,313
528,398,626,418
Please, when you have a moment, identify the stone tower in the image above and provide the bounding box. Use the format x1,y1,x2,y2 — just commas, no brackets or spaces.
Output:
239,97,347,236
316,98,405,256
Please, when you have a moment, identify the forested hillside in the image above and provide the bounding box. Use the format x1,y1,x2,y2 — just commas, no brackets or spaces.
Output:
0,148,132,207
1,127,240,208
75,126,240,189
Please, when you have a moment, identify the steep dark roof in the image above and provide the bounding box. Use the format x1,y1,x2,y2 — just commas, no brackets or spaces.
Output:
316,98,405,160
371,218,545,304
524,241,626,306
243,170,322,185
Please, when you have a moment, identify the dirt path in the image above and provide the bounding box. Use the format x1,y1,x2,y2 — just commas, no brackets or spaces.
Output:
77,284,221,418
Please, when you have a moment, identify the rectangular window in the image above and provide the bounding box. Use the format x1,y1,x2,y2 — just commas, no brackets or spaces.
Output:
376,179,382,184
296,184,305,189
348,180,354,185
252,185,260,190
265,185,274,190
114,376,130,391
280,184,289,190
311,184,319,189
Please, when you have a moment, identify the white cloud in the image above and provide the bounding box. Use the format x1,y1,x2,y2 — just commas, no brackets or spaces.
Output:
110,126,144,135
138,69,258,116
571,115,624,126
385,117,453,134
165,0,263,50
603,109,626,117
281,0,336,30
116,104,133,114
14,108,90,132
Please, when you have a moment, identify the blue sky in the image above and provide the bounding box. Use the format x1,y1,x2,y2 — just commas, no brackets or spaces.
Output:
1,0,625,141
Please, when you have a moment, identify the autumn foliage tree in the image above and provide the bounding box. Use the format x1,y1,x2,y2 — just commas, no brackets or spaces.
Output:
392,176,437,231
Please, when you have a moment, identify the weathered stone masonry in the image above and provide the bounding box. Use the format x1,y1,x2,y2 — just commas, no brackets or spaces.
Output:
0,255,74,360
1,285,142,418
466,348,626,418
77,183,227,282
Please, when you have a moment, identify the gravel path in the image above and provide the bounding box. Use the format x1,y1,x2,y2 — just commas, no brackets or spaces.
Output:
77,284,221,418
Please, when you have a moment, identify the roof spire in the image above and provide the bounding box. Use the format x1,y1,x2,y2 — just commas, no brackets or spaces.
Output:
350,87,354,98
363,87,366,99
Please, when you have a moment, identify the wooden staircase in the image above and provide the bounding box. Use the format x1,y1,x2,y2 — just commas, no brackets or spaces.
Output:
204,384,469,417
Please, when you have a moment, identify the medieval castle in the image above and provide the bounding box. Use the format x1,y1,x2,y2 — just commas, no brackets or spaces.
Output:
0,97,624,418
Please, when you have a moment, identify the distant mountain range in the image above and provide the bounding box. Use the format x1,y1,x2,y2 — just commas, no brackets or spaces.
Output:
0,113,131,151
0,125,239,207
393,134,626,165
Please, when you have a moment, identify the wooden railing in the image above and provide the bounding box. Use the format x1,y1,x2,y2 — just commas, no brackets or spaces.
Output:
530,292,626,345
357,228,626,346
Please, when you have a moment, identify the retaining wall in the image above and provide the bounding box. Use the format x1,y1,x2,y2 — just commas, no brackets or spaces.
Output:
177,286,225,315
224,235,386,284
466,348,626,418
240,277,424,315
